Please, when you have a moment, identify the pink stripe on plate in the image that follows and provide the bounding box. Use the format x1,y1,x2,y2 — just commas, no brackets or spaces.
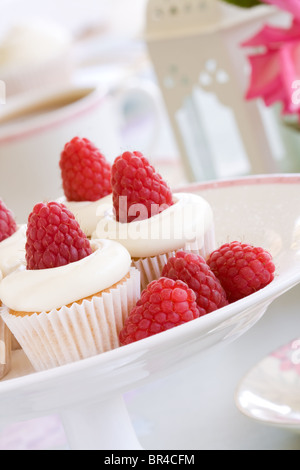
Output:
176,173,300,193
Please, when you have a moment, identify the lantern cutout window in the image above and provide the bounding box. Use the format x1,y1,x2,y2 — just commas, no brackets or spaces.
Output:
145,0,284,182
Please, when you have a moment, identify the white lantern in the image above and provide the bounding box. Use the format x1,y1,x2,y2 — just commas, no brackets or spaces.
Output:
145,0,284,181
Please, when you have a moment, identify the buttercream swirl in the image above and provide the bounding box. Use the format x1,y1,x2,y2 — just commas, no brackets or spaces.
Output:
94,193,214,258
58,195,112,237
0,225,26,278
0,239,131,312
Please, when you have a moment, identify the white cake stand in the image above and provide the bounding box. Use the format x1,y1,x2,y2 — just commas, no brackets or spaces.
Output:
1,174,300,450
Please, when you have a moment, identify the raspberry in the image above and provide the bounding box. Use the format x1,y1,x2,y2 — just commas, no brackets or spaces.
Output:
111,151,174,223
0,199,17,243
119,277,199,345
26,201,92,270
60,137,112,202
207,241,276,303
162,251,228,316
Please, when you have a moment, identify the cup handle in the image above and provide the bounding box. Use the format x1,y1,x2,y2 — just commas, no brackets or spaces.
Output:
113,78,163,155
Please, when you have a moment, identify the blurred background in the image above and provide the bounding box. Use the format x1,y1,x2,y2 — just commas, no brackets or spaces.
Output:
0,0,183,223
0,0,298,222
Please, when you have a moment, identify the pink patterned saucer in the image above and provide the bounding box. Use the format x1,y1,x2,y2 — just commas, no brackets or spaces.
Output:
236,338,300,431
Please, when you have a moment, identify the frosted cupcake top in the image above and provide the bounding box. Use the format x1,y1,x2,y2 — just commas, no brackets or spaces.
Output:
0,239,131,312
94,193,214,258
58,194,113,238
0,224,26,278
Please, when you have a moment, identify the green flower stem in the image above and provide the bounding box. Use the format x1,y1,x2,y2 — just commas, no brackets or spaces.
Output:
220,0,264,7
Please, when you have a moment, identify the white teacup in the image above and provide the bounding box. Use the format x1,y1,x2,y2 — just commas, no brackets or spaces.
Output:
0,81,161,223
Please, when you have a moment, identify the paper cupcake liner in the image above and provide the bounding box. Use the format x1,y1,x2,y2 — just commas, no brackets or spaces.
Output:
0,267,140,372
11,336,21,350
133,227,216,291
0,317,11,379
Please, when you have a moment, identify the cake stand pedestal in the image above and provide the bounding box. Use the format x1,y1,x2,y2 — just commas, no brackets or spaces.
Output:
61,395,143,450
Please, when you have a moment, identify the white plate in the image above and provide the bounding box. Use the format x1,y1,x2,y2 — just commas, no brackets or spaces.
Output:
1,174,300,449
235,338,300,433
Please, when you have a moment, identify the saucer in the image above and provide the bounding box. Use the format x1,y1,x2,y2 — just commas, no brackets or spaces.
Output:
235,338,300,432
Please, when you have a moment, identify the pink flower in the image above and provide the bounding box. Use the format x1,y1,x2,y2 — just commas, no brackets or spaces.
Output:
264,0,300,20
242,17,300,116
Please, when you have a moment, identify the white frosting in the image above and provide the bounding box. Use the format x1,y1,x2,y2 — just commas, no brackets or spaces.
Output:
58,194,113,237
0,225,26,278
94,193,214,258
0,239,131,313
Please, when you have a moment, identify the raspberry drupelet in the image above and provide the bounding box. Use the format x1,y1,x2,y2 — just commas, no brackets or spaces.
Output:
0,199,17,243
60,137,112,202
162,251,228,316
119,277,199,345
26,201,92,270
111,151,174,223
207,241,276,303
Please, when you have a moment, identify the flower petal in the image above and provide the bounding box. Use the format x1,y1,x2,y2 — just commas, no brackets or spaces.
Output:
279,41,300,112
263,0,300,20
245,50,281,102
241,20,300,48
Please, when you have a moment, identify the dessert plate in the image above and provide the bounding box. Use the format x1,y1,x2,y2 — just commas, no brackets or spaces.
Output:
235,338,300,433
1,174,300,450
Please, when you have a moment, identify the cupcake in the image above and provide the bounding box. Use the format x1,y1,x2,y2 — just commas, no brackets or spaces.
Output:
0,199,26,377
58,137,113,238
0,20,73,97
94,151,216,290
0,200,26,278
0,317,11,380
0,222,26,354
0,201,140,371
